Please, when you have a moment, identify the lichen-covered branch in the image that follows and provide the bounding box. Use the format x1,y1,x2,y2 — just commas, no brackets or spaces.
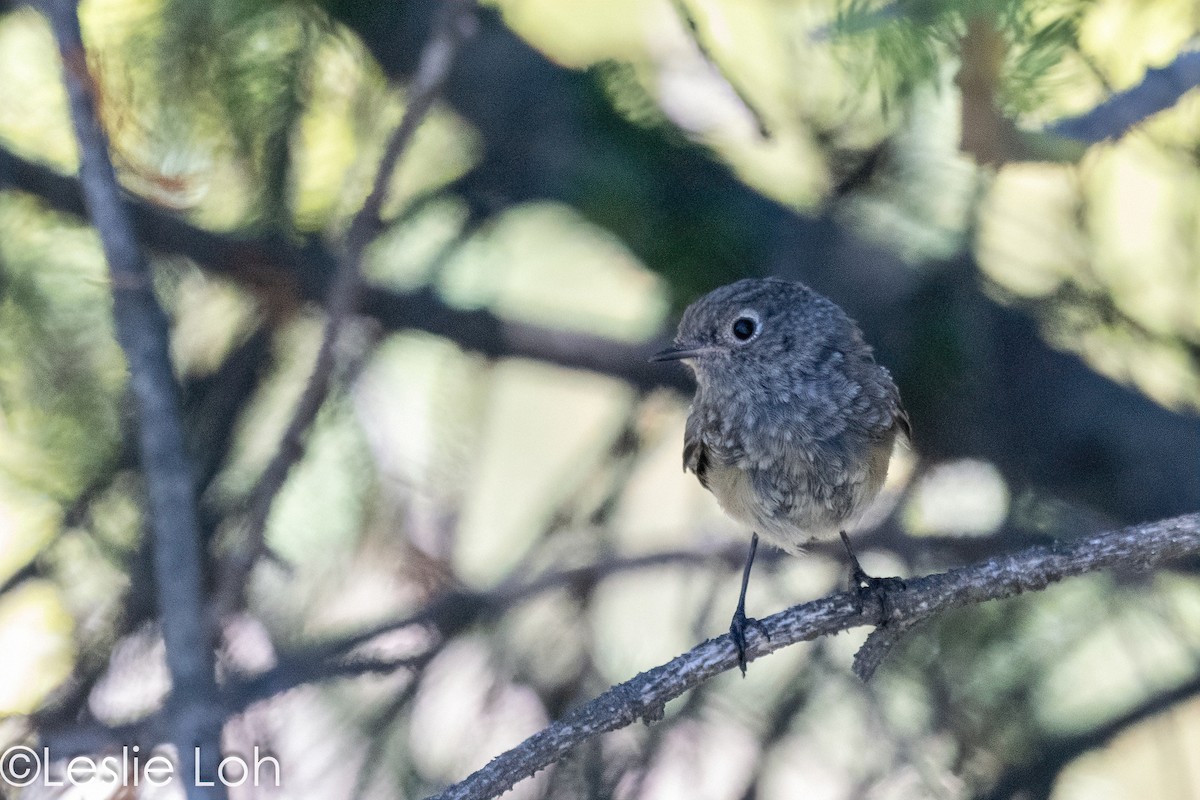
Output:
425,512,1200,800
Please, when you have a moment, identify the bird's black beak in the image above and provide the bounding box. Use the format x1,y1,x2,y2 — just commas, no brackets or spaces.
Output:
650,345,705,363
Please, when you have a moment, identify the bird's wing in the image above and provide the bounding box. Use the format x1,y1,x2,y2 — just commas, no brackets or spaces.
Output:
881,369,911,442
683,410,744,491
894,402,912,442
682,411,711,489
847,365,910,442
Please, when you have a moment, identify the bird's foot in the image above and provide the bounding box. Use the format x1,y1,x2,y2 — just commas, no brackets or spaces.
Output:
729,606,771,676
851,570,907,625
841,531,905,625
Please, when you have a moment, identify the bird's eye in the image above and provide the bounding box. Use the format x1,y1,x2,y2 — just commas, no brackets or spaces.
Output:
731,316,757,342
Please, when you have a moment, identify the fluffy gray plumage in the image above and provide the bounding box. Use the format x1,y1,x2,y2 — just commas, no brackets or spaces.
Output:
662,278,909,552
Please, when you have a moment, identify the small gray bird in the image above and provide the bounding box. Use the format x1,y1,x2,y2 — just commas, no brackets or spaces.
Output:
653,277,910,673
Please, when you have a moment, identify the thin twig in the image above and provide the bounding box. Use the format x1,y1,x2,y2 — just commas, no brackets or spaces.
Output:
852,617,922,682
669,0,771,138
41,0,225,796
230,651,433,712
236,543,743,695
425,512,1200,800
216,0,478,614
348,642,447,799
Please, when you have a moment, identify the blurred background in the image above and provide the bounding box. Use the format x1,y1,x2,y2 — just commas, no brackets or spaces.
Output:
1,0,1199,797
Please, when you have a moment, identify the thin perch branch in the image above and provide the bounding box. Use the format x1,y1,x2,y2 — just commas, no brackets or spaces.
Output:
425,511,1200,800
41,0,225,796
216,0,478,613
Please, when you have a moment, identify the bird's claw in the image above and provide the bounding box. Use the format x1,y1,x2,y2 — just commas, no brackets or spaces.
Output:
841,531,905,624
850,566,906,624
729,606,771,676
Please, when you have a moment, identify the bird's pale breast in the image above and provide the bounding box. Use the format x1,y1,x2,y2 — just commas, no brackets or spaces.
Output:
687,407,899,553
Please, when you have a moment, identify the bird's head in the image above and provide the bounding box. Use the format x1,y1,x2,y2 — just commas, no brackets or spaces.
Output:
652,278,856,394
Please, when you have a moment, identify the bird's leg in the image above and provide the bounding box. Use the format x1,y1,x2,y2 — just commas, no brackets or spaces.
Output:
840,531,905,624
729,532,771,675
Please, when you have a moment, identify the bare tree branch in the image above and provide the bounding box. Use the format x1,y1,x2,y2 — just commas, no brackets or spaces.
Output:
215,0,479,613
425,512,1200,800
40,0,225,795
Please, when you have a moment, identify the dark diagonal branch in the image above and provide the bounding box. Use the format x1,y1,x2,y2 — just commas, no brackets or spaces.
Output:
41,0,225,797
1049,48,1200,143
215,0,478,613
425,512,1200,800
